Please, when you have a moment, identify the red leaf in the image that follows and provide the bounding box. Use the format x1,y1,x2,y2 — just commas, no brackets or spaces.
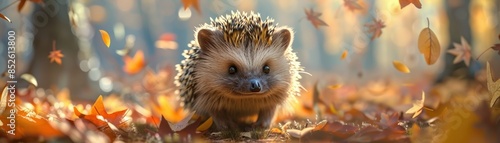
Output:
304,8,328,29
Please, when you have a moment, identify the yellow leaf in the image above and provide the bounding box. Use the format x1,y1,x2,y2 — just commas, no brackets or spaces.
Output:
341,50,348,60
328,84,343,90
486,62,500,107
328,104,339,115
196,117,212,132
20,74,38,87
417,27,441,65
100,30,111,48
392,61,410,73
0,13,11,23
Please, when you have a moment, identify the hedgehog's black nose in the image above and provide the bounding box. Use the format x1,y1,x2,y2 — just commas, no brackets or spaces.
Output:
250,79,262,92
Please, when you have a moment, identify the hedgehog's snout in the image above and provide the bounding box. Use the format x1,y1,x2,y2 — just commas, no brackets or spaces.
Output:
249,79,262,92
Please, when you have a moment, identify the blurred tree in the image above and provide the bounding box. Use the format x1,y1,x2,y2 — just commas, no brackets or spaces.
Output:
438,0,473,82
26,1,97,100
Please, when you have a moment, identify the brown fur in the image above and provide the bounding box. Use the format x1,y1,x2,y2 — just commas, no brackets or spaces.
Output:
174,11,304,131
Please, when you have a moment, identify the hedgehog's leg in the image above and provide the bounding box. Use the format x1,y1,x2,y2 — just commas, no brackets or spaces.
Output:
211,110,239,131
253,106,277,130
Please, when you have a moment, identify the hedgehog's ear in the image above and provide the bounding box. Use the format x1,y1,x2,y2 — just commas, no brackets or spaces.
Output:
271,28,293,52
197,28,219,52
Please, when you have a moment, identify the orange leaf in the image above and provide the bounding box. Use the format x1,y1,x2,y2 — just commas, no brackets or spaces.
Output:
392,61,410,73
181,0,201,14
405,91,425,118
123,50,146,75
99,30,111,48
48,41,64,65
341,50,348,60
399,0,421,9
304,8,328,29
0,13,11,23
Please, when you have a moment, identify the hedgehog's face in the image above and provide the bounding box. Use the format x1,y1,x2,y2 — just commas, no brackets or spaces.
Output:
194,28,293,98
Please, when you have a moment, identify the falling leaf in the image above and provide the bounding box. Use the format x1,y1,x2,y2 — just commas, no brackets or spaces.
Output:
20,74,38,87
0,13,11,23
123,50,146,75
181,0,201,14
364,18,386,41
344,0,363,11
196,117,212,132
405,91,425,118
328,84,343,90
486,62,500,107
417,20,441,65
48,41,64,65
341,50,348,60
392,61,410,73
399,0,422,9
447,36,472,67
99,30,111,48
304,8,328,29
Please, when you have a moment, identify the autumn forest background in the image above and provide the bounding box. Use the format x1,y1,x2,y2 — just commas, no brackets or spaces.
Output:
0,0,500,142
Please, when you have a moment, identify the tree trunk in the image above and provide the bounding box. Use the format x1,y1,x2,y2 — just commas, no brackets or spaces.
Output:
26,0,96,100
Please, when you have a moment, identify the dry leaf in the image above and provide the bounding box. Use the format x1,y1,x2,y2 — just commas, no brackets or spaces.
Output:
447,36,471,67
417,25,441,65
304,8,328,29
123,50,146,75
99,30,111,48
405,91,425,118
486,62,500,107
196,117,212,132
399,0,422,9
315,120,328,130
341,50,348,60
20,74,38,87
344,0,363,11
392,61,410,73
365,18,386,41
181,0,201,14
0,13,11,23
48,41,64,65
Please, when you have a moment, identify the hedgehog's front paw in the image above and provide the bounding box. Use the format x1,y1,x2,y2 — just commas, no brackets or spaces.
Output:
211,112,238,131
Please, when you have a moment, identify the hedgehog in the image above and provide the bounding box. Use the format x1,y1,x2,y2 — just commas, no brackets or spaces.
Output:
174,11,305,131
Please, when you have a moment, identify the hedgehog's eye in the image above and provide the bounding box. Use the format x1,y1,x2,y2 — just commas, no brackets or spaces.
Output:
228,66,237,74
263,65,270,74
